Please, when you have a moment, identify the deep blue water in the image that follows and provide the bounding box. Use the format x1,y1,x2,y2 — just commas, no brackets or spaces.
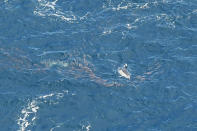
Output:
0,0,197,130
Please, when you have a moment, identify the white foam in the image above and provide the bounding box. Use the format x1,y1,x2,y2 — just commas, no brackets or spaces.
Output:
17,90,72,131
81,122,91,131
17,100,39,131
103,29,112,35
126,24,137,30
140,3,149,9
132,13,175,29
41,59,68,68
50,122,64,131
112,3,131,11
111,2,150,11
39,93,54,99
86,124,91,131
34,0,77,22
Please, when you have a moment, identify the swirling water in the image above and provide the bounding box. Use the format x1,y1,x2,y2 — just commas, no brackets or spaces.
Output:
0,0,197,130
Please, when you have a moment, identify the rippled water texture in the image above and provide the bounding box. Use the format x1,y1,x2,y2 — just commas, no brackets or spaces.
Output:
0,0,197,130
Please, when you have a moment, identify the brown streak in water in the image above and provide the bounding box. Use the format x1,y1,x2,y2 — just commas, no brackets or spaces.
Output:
0,48,46,73
74,55,122,87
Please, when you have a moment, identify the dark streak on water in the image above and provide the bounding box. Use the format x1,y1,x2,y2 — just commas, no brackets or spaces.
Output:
0,0,197,131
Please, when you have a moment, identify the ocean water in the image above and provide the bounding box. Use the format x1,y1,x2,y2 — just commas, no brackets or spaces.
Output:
0,0,197,130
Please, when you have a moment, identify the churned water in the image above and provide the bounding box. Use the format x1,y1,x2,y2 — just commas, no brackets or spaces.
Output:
0,0,197,130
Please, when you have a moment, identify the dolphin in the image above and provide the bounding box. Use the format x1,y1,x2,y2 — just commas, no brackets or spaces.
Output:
118,64,131,79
